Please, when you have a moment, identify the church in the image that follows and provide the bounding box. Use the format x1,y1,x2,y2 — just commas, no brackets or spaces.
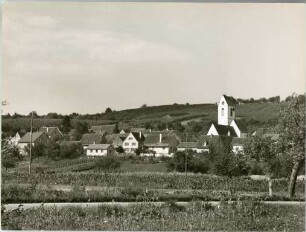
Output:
207,95,248,138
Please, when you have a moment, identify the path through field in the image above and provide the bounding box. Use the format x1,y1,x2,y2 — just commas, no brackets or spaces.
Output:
3,201,304,212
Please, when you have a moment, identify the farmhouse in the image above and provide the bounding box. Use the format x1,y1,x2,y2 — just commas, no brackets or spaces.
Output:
80,133,106,149
105,133,128,148
207,95,248,138
9,132,21,146
144,133,179,156
177,142,197,152
122,132,145,153
18,132,52,155
231,137,247,154
39,126,62,141
86,144,116,156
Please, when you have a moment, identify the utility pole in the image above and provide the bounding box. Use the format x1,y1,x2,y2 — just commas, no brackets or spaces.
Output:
29,111,34,174
184,133,188,178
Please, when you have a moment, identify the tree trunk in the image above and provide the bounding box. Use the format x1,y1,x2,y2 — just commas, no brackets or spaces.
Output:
268,177,273,197
288,160,302,198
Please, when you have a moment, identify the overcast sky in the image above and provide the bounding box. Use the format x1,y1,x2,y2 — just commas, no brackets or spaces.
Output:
2,2,305,115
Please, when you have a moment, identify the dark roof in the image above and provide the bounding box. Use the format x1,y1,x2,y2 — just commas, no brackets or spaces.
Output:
19,132,46,143
86,144,113,150
90,125,116,134
39,127,62,136
80,133,105,145
233,119,248,133
231,137,247,146
105,134,127,143
144,134,178,147
196,135,219,149
130,132,145,142
213,124,237,137
60,141,81,146
177,142,197,148
223,95,238,105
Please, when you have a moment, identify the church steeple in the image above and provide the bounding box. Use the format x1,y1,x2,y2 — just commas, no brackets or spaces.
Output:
218,95,236,126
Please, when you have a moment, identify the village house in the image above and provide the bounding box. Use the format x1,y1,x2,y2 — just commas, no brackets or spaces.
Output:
39,126,63,141
122,132,145,153
9,132,21,146
86,144,116,156
105,133,128,148
144,133,179,157
231,137,247,154
80,133,106,149
177,142,198,152
18,132,52,155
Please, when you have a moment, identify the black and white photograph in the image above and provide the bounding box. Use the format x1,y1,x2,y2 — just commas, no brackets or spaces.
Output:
1,0,305,231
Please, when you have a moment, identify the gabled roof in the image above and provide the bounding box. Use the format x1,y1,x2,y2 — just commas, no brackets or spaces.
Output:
81,133,105,145
86,144,113,150
19,132,46,143
39,127,62,136
232,119,248,133
213,124,237,137
130,132,145,142
144,134,178,147
60,141,81,146
222,95,238,106
105,134,127,143
90,125,116,134
231,137,247,146
177,142,197,149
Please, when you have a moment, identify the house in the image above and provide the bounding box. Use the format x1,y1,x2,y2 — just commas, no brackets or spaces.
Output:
9,132,21,146
207,95,248,138
80,133,106,149
177,142,198,152
122,132,145,153
231,137,247,154
90,125,117,135
105,133,128,148
120,128,151,137
86,144,116,156
39,126,62,141
18,132,52,155
144,133,179,156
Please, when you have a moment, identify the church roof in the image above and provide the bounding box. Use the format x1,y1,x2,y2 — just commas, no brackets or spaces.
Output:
223,95,238,105
233,119,248,133
213,124,237,137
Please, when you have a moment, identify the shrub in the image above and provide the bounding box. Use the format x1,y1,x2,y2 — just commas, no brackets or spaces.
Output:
95,154,122,172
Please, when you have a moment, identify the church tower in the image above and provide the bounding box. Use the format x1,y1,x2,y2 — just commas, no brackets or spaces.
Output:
218,95,236,126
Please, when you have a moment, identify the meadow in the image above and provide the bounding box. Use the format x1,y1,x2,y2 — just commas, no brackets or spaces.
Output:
2,200,304,231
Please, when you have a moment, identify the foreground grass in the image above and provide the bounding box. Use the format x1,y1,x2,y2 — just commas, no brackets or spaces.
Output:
2,200,304,231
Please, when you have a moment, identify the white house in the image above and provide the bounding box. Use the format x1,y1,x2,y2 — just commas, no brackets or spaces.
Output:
122,132,144,153
86,144,116,156
18,132,52,155
231,137,247,154
144,133,179,157
9,132,21,146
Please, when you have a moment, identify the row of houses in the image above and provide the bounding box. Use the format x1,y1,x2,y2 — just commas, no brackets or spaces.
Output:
9,95,280,157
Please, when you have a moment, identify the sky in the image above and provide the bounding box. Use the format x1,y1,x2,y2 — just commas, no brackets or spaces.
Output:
2,2,305,115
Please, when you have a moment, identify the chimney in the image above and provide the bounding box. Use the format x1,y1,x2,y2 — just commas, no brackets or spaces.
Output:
149,129,152,133
139,131,142,139
159,133,162,143
47,127,49,133
227,131,230,136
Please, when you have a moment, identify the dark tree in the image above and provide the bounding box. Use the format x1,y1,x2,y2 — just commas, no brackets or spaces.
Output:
62,116,72,133
105,107,113,114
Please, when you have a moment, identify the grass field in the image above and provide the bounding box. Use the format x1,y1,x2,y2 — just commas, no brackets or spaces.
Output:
120,162,167,173
2,201,304,231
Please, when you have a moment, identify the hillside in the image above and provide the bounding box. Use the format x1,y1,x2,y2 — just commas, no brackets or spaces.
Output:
2,102,282,136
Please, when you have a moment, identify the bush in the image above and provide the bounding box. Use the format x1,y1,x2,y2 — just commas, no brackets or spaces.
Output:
95,154,122,172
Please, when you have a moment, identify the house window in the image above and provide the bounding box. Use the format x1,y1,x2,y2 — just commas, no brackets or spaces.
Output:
221,108,224,116
128,137,133,140
132,142,136,146
230,108,235,117
124,143,129,146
